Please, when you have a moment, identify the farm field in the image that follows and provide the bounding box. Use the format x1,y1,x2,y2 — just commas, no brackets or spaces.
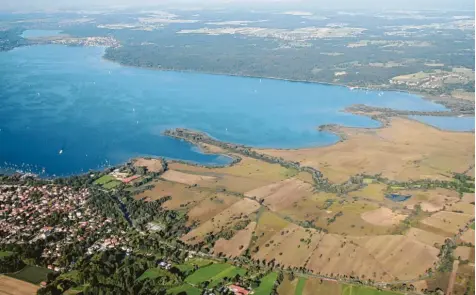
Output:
404,227,448,247
303,278,341,295
250,210,291,250
420,211,473,235
398,188,460,212
276,276,298,295
213,222,256,257
341,284,402,295
184,263,246,287
167,284,201,295
161,170,216,185
168,155,293,193
126,113,475,286
360,207,406,226
244,178,314,211
7,265,52,285
134,179,213,209
180,198,259,244
253,272,278,295
133,158,165,173
348,183,387,201
253,225,324,268
459,229,475,245
186,193,241,225
295,277,306,295
313,200,392,236
255,118,475,183
0,275,39,295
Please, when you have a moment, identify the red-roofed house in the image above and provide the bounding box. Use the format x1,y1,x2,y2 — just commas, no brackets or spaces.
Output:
121,175,140,184
228,285,251,295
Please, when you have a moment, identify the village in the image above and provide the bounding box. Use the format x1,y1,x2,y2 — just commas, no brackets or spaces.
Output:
0,184,127,270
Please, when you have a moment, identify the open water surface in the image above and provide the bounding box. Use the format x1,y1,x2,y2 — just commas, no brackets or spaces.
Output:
0,31,459,176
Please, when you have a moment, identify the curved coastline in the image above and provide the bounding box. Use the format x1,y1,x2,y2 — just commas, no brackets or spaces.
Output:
101,51,473,115
1,40,473,179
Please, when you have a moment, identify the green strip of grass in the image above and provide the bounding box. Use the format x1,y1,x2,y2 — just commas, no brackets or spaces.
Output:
167,284,201,295
295,277,306,295
93,175,115,185
0,251,13,257
185,263,232,285
254,272,278,295
7,265,52,285
103,180,122,190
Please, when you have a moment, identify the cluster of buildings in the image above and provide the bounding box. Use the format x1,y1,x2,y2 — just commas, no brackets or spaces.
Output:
50,36,120,47
390,70,473,90
0,184,124,266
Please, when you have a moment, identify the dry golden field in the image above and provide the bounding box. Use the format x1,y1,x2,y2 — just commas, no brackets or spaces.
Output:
360,207,406,226
213,222,256,257
420,211,473,236
161,170,217,185
133,157,165,173
244,178,314,211
255,118,474,183
130,114,475,284
181,198,260,244
0,276,39,295
168,155,293,193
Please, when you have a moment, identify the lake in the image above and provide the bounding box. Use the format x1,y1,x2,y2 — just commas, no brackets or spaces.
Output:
0,37,455,176
20,30,63,38
409,115,475,132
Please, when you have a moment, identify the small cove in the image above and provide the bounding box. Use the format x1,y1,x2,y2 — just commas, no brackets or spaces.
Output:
409,115,475,132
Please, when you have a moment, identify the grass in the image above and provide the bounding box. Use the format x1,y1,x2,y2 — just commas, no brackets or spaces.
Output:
0,251,13,257
103,180,122,190
389,186,404,190
341,284,402,295
7,265,52,285
136,268,180,287
282,168,299,178
93,175,122,190
186,258,215,268
176,258,215,273
295,277,306,295
175,264,195,273
254,272,278,295
93,175,115,185
470,222,475,230
167,284,201,295
185,263,231,284
58,270,80,282
184,263,245,287
207,266,246,287
137,268,170,281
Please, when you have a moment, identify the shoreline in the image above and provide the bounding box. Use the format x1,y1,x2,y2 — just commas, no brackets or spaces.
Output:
101,51,474,114
1,42,474,181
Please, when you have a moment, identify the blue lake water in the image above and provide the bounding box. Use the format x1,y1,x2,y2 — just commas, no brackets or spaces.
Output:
0,41,451,176
385,194,412,202
409,115,475,132
21,30,63,38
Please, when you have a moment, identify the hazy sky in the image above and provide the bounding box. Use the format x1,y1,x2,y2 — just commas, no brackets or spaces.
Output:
0,0,474,11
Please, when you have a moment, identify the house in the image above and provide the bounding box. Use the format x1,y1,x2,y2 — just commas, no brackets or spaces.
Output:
228,285,251,295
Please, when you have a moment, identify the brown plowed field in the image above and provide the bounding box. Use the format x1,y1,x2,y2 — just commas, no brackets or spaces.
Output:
181,198,260,244
0,276,39,295
213,222,256,257
244,178,314,211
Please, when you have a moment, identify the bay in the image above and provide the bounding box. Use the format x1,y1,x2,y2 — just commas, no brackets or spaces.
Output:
0,41,449,176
